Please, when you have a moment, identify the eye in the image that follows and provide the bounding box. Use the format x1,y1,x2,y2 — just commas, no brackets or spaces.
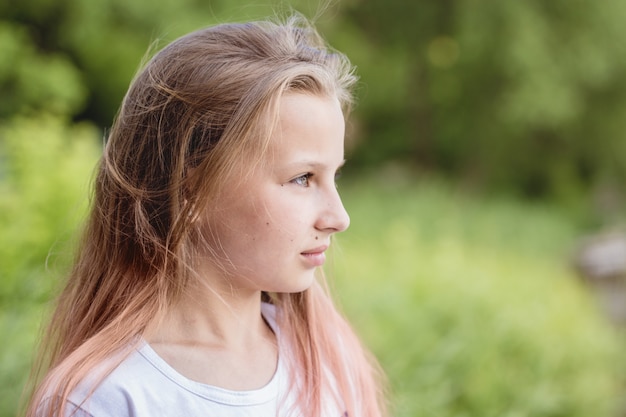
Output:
291,173,312,187
334,169,343,188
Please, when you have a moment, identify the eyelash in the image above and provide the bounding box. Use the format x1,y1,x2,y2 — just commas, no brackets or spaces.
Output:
291,173,313,187
290,170,343,188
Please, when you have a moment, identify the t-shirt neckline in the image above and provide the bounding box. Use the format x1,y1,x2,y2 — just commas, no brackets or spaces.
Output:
137,302,283,406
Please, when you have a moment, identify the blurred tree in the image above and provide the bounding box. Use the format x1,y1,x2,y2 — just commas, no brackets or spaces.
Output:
0,116,99,305
2,0,626,203
0,20,85,117
0,115,100,416
2,0,218,124
340,0,626,203
0,0,325,125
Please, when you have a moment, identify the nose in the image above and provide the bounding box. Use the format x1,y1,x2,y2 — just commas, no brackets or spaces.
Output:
315,187,350,233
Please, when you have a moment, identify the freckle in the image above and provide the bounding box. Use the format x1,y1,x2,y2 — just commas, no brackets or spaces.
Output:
266,222,270,226
315,236,318,240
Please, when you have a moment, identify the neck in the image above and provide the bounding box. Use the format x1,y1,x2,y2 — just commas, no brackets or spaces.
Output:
146,265,271,350
143,262,279,390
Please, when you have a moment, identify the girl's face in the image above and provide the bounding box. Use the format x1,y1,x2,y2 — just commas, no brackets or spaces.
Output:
202,92,350,294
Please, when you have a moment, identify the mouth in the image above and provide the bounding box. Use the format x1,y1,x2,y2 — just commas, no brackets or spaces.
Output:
300,245,329,267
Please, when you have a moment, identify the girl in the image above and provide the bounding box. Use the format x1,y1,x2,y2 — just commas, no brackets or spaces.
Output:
24,15,388,417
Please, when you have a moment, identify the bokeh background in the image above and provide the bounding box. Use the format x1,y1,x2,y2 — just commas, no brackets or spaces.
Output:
2,0,626,416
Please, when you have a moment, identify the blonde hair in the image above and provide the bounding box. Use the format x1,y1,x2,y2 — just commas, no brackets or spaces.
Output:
24,15,387,417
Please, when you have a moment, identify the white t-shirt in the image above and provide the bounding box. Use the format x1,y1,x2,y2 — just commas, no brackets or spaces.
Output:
63,303,343,417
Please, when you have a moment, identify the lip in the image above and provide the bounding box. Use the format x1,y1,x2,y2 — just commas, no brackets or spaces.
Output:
300,245,329,267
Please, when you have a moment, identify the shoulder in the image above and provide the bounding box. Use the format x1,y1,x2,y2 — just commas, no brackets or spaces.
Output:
68,342,242,416
67,346,167,417
61,303,284,417
66,338,286,417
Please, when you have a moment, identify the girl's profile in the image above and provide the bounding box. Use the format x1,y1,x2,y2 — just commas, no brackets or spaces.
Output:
24,14,388,417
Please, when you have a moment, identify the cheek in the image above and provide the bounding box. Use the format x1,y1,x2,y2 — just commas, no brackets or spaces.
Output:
204,191,308,257
250,218,294,249
233,216,307,266
250,196,302,236
261,207,308,241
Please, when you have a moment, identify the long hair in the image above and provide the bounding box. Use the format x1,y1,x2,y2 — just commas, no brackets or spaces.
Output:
24,15,387,417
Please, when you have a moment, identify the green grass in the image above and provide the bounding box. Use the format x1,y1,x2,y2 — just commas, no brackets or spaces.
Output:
332,177,624,417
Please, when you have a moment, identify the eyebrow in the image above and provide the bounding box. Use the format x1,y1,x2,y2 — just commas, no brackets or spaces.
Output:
284,159,347,170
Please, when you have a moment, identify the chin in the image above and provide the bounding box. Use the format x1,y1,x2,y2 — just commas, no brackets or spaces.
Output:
274,273,316,294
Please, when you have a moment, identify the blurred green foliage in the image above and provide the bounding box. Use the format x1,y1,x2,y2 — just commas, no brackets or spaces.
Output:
0,115,99,415
0,0,319,124
2,0,626,204
0,116,99,303
337,178,624,417
2,1,626,416
336,0,626,206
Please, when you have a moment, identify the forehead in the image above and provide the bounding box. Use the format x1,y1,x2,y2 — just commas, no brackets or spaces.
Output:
269,93,345,156
203,93,345,206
